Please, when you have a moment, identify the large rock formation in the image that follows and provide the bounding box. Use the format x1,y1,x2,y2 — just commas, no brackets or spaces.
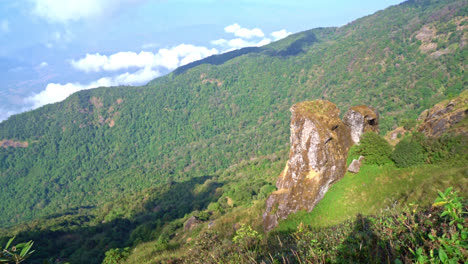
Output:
263,100,378,231
343,106,379,144
418,90,468,138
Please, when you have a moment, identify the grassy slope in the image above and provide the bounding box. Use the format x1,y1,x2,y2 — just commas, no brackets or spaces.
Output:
276,163,468,231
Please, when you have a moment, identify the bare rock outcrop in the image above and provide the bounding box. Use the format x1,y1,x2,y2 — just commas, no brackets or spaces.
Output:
418,90,468,138
263,101,379,231
184,216,201,231
263,100,353,231
343,106,379,144
348,156,365,174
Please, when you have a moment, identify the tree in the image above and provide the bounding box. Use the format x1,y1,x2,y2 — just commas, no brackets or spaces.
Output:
355,132,393,165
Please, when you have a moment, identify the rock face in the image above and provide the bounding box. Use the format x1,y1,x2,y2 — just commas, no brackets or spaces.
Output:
263,101,379,231
418,91,468,138
348,156,365,174
263,101,352,231
343,106,379,144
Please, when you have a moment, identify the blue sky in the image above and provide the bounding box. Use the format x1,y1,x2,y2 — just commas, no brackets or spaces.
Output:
0,0,404,122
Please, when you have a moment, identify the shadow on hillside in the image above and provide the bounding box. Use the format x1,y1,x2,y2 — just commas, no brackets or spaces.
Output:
174,47,263,75
1,176,223,264
268,31,318,57
173,31,319,75
335,214,394,263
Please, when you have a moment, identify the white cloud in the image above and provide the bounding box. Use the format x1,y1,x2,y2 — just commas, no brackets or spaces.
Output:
224,23,241,34
30,0,146,23
39,62,48,67
1,20,9,33
154,44,218,70
271,29,292,41
71,44,219,72
224,23,265,39
26,43,218,110
113,67,159,85
211,37,271,51
71,51,155,72
25,67,160,109
213,24,292,51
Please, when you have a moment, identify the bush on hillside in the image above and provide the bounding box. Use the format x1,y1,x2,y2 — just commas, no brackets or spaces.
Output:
102,247,130,264
355,132,393,165
411,132,467,164
391,138,426,168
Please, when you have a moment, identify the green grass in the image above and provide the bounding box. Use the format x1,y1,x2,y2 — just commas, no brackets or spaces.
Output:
276,162,468,231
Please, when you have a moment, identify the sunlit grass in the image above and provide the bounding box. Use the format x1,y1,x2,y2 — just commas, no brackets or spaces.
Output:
276,162,468,231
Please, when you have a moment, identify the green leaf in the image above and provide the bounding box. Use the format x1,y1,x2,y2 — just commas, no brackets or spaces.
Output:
5,236,15,250
439,248,448,263
20,241,33,258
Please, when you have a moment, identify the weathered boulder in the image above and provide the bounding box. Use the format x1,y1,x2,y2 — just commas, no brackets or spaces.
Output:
184,216,201,231
263,100,353,231
343,106,379,144
348,156,365,174
418,91,468,138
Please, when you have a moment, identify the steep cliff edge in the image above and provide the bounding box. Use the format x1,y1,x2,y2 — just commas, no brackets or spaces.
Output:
263,100,378,231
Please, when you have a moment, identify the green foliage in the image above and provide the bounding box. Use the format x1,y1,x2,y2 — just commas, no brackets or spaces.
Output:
0,237,35,264
400,119,417,130
232,224,263,252
355,132,393,165
412,132,468,164
392,138,426,168
102,247,130,264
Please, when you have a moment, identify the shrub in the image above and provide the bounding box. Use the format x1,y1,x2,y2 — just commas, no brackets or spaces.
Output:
232,224,263,252
355,132,393,165
391,138,426,167
102,247,130,264
411,132,467,164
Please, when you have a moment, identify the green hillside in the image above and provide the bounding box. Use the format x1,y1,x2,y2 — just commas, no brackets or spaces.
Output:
0,1,467,262
1,0,466,229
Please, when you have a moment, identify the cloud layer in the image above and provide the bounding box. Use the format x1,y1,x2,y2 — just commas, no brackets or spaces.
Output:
271,29,292,41
8,24,293,121
71,44,219,72
25,66,160,109
212,23,291,51
225,23,265,39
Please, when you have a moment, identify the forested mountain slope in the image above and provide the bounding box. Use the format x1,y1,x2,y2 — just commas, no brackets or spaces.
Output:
0,0,467,227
